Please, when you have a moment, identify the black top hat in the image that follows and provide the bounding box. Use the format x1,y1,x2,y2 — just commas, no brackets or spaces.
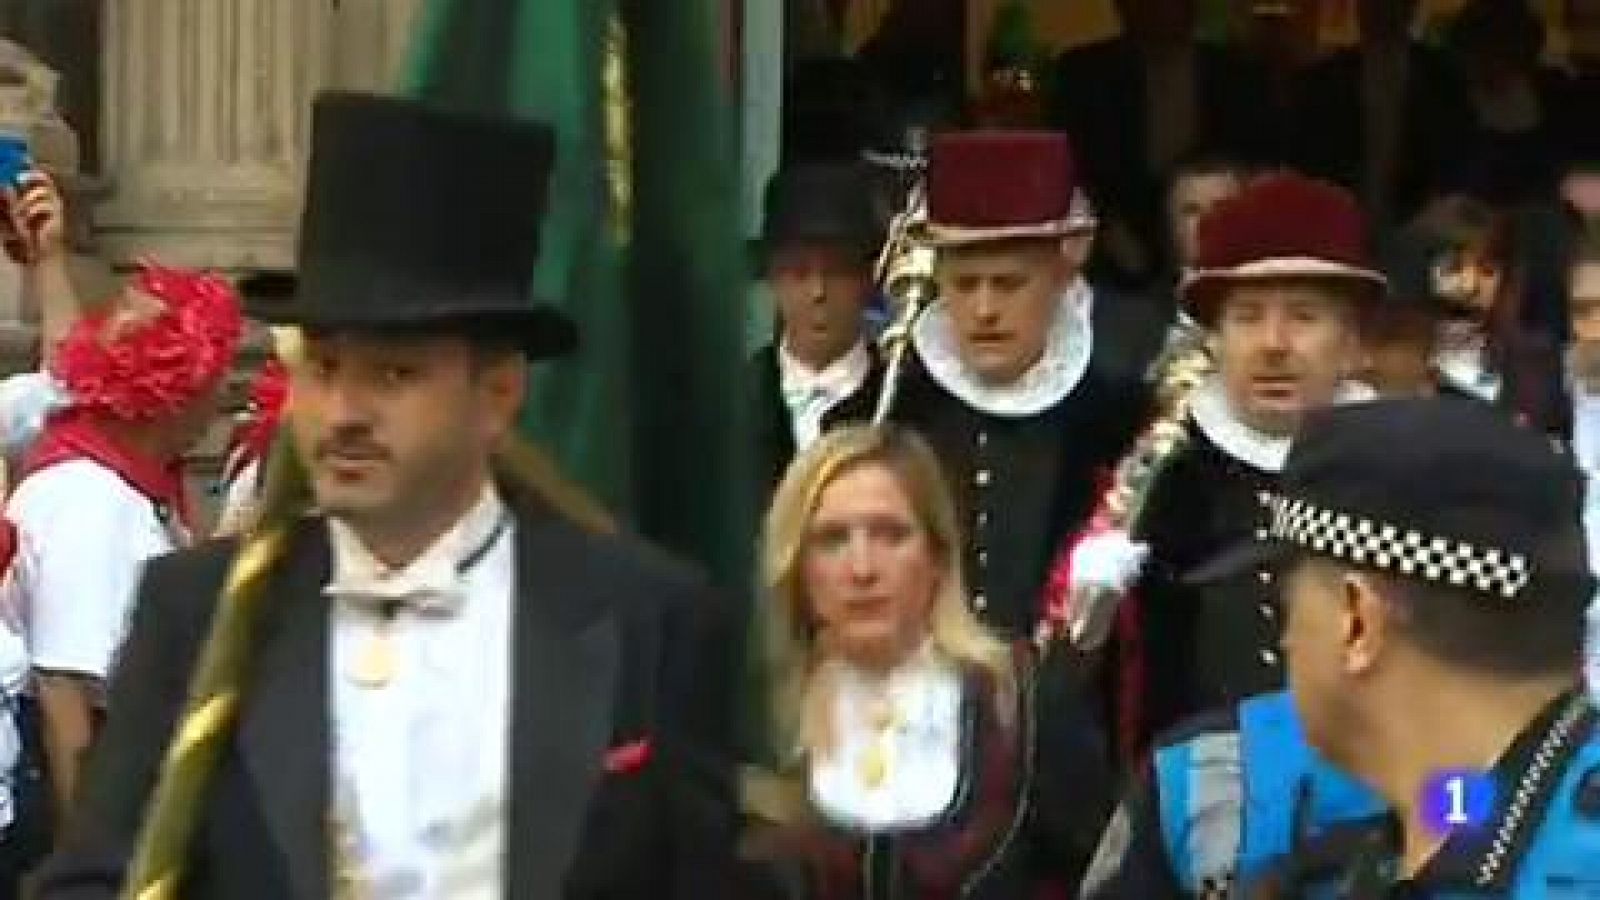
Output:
1192,395,1593,603
753,162,882,271
1374,227,1454,320
251,91,576,359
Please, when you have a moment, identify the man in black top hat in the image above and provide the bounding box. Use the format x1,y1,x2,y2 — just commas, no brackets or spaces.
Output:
1196,396,1600,895
1362,227,1457,398
749,162,884,496
35,92,737,899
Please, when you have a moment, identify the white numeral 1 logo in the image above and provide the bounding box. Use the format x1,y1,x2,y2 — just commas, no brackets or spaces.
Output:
1444,774,1469,825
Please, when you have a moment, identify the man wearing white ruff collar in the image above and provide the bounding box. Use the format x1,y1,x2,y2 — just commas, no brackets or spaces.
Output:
1052,172,1383,762
845,130,1149,643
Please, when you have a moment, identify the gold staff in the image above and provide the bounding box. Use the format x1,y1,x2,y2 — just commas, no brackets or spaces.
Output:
869,161,938,426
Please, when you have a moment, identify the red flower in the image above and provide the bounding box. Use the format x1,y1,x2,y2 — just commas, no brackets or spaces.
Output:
52,261,244,422
226,358,289,480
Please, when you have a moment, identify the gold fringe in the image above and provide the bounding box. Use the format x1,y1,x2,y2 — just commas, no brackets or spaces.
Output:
603,13,633,244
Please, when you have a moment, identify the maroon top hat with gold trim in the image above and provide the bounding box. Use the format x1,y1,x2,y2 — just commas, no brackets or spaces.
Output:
1181,172,1385,326
922,130,1078,246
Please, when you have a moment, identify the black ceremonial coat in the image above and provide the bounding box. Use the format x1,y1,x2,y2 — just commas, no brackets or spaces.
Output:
33,489,740,900
847,351,1147,642
1125,419,1282,750
750,343,885,501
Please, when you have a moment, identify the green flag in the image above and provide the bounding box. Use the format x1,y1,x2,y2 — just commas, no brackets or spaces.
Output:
619,0,755,589
402,0,633,520
400,0,755,591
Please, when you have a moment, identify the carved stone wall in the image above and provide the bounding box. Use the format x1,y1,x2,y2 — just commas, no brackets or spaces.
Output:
328,0,425,94
94,0,331,271
93,0,425,273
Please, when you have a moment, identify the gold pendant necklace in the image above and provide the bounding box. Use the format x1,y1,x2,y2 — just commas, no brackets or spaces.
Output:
856,695,900,789
348,622,397,689
339,512,512,691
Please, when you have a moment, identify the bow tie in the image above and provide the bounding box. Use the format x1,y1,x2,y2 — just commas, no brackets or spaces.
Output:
325,557,463,615
784,383,833,414
324,514,511,617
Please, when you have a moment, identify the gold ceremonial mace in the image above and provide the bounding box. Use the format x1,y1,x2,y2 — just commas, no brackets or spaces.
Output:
870,176,939,425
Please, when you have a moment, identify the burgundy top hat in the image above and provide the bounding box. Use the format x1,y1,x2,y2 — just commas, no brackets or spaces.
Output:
1181,172,1385,325
923,130,1080,245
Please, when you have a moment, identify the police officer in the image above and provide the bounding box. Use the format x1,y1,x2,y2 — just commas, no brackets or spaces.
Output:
1193,395,1600,896
1079,689,1386,899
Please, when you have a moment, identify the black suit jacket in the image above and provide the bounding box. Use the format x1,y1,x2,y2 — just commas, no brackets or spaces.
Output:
748,343,883,503
34,492,739,900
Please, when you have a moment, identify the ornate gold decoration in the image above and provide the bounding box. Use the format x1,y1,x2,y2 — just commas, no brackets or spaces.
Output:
1037,325,1215,649
871,174,938,425
855,695,901,789
602,13,632,244
349,627,398,689
1100,332,1214,526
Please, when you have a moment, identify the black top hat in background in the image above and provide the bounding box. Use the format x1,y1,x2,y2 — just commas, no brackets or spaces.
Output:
249,91,576,359
1192,395,1592,605
753,162,882,271
1373,226,1455,322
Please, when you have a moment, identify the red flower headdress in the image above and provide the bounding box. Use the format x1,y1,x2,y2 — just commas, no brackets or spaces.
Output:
51,261,244,421
224,357,289,484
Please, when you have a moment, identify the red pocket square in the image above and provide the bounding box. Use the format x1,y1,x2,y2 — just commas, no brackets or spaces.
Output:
604,738,652,775
0,520,17,577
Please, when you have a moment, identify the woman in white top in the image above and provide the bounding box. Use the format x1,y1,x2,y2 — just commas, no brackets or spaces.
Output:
737,424,1113,899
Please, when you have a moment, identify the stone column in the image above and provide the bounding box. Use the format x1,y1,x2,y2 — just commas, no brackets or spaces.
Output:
327,0,425,93
95,0,331,271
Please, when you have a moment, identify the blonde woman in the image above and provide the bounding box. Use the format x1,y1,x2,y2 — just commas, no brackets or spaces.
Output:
739,424,1112,899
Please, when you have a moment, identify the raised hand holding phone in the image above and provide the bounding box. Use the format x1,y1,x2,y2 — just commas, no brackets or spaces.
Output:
1,167,64,267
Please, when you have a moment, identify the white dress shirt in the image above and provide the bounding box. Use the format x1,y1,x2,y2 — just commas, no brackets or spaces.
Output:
810,644,963,830
779,339,872,450
1435,332,1503,405
327,484,515,899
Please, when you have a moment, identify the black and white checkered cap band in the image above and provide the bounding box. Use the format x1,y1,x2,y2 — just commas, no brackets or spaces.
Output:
1261,493,1532,599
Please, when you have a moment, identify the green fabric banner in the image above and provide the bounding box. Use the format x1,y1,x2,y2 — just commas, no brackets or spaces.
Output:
402,0,633,520
400,0,756,594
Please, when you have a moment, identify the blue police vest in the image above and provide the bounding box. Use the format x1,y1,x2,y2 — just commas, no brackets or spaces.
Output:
1503,727,1600,898
1156,691,1386,894
1352,726,1600,900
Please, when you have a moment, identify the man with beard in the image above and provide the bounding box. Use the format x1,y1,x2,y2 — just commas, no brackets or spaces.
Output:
1050,173,1380,761
33,92,735,899
1198,397,1600,895
851,129,1147,641
749,161,882,496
